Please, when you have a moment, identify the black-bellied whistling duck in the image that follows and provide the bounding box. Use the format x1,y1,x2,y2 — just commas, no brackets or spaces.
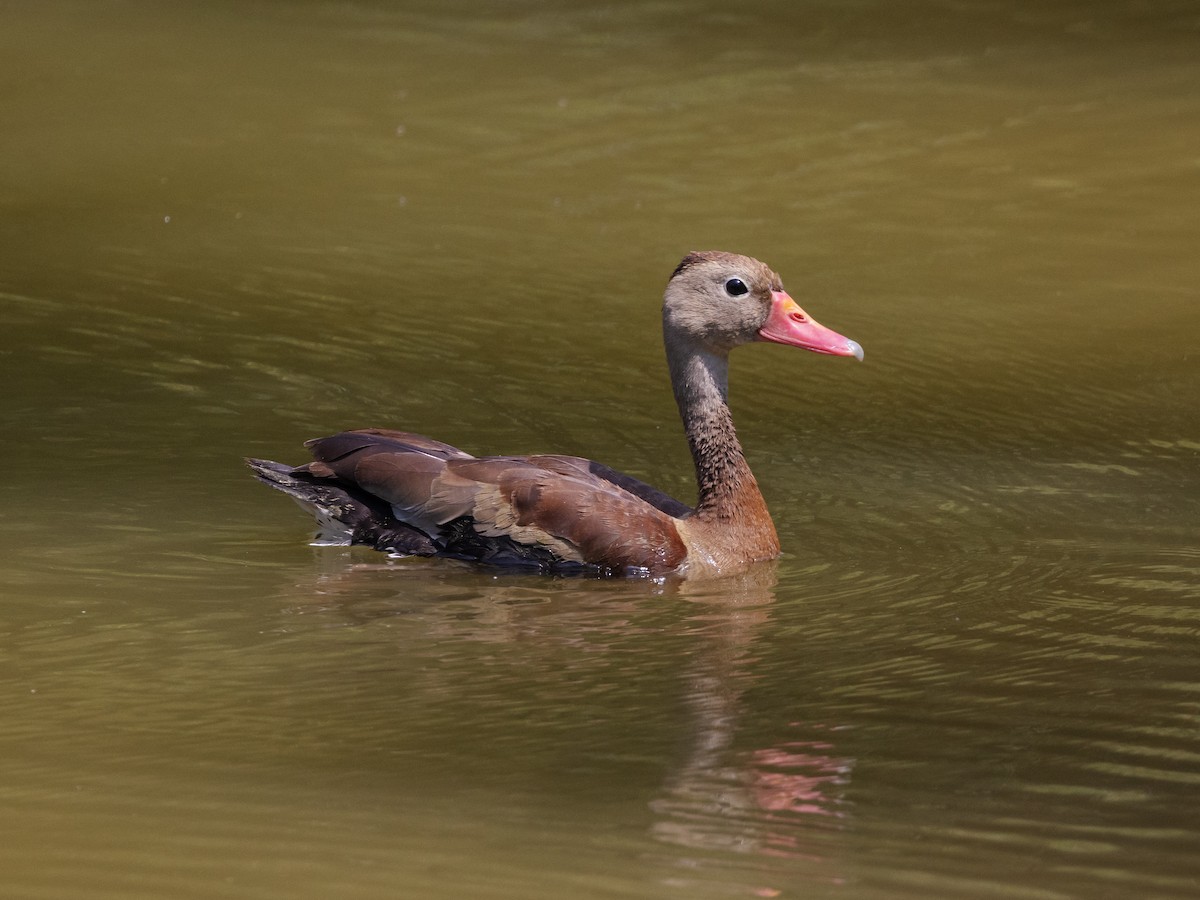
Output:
247,251,862,578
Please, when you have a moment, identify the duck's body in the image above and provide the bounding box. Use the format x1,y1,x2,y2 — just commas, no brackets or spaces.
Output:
248,251,862,578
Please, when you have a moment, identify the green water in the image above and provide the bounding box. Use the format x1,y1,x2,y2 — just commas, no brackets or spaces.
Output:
3,2,1199,897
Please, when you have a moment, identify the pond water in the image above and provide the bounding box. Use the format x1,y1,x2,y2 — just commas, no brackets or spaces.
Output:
2,1,1199,897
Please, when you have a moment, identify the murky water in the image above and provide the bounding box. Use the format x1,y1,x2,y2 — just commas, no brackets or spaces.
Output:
3,1,1199,897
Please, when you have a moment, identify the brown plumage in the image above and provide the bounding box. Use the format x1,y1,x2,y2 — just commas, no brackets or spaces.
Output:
247,251,862,577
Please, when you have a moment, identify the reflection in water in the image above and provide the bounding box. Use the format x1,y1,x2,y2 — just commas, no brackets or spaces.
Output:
647,570,853,895
275,557,854,895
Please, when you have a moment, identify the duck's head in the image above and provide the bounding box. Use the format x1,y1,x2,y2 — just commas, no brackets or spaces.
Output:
663,250,863,361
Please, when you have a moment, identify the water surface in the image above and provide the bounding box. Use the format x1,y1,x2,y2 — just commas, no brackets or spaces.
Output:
2,2,1199,898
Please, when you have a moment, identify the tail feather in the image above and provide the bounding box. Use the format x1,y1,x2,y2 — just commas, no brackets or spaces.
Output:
245,458,438,556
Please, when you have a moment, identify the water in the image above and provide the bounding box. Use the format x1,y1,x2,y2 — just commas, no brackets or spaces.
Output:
2,1,1199,897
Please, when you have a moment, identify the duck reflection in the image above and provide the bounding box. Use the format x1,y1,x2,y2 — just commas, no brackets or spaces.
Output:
271,554,852,892
648,565,853,893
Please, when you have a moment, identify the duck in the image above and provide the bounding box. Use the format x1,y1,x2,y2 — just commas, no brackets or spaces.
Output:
247,251,862,578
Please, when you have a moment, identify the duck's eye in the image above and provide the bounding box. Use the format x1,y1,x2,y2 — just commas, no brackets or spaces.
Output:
724,277,750,298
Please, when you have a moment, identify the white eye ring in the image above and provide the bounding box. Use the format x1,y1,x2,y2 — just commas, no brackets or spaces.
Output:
724,277,750,298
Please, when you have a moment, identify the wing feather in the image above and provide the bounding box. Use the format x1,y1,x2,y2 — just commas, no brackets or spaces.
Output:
292,432,689,573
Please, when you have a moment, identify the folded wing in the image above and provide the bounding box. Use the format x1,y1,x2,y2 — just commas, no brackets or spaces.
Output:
272,429,691,574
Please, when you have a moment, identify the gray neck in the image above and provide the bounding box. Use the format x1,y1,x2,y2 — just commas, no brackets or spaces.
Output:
665,334,758,520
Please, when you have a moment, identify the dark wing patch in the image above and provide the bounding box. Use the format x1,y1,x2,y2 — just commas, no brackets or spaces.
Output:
246,457,438,555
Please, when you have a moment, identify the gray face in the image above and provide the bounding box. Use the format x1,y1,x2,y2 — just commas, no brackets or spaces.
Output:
663,251,785,353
